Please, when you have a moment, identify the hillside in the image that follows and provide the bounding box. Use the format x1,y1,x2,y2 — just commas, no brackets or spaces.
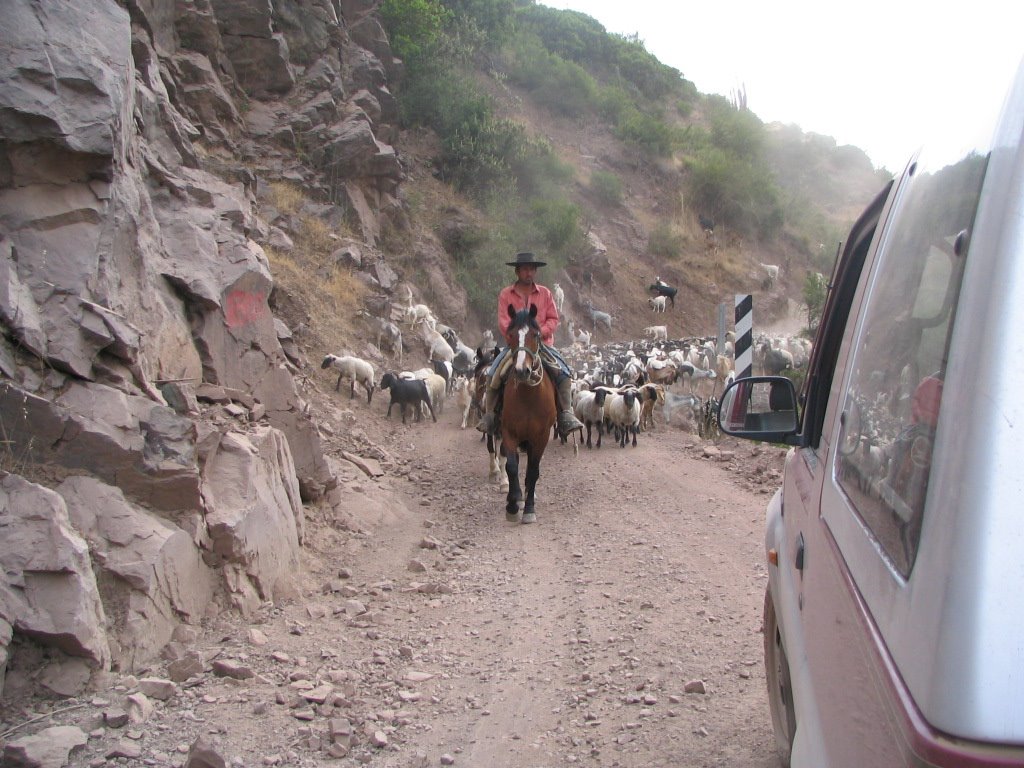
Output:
0,0,883,705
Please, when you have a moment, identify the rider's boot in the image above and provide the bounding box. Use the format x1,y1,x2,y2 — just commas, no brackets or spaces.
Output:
475,387,500,433
555,377,585,438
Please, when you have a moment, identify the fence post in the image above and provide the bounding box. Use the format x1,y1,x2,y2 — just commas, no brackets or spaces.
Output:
734,294,753,379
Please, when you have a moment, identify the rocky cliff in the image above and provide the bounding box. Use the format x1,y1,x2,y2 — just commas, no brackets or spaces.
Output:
0,0,408,687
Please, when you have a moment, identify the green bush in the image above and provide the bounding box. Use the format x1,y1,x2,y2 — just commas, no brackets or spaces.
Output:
528,198,583,252
589,170,623,206
647,222,683,258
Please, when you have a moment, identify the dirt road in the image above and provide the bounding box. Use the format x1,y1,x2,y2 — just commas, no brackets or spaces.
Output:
2,400,786,768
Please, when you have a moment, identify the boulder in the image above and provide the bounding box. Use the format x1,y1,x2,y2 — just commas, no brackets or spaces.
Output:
58,477,215,670
0,475,111,672
201,427,304,613
2,725,88,768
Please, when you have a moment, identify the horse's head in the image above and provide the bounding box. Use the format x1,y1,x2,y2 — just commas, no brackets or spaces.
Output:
506,303,543,383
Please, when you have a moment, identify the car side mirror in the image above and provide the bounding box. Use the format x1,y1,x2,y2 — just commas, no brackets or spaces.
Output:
718,376,800,444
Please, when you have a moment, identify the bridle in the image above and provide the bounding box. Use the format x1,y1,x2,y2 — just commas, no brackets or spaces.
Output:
512,321,544,387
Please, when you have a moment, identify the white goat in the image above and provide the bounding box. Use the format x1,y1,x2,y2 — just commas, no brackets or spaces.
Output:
405,303,437,331
321,354,376,403
760,263,780,286
553,282,565,313
648,295,667,313
643,325,668,342
453,376,474,428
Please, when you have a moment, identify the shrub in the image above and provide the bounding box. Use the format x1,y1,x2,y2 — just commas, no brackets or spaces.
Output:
589,170,623,206
647,222,683,259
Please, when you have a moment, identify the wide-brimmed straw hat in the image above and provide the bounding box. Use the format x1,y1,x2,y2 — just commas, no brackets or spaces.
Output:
506,251,547,268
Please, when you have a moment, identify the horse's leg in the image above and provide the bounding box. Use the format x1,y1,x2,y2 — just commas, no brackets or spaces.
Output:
504,447,522,519
521,449,541,524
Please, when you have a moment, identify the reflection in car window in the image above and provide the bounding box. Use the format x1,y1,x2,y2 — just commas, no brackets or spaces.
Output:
835,148,987,576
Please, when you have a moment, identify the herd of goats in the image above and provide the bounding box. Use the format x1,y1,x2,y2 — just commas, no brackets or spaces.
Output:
322,278,811,448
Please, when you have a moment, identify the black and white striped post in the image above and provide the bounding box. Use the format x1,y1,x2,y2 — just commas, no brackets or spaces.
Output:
734,294,753,379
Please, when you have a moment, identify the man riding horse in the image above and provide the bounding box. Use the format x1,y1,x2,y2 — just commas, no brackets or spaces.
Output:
476,252,585,439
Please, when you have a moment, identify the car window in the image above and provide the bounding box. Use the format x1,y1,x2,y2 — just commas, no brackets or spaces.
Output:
834,150,987,576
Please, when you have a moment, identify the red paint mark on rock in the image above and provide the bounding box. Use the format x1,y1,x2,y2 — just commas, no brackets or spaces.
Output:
224,290,268,328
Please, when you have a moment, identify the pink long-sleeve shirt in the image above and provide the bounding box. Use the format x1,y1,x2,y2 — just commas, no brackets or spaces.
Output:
497,282,559,346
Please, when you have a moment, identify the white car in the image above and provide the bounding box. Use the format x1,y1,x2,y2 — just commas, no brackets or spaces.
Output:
718,56,1024,767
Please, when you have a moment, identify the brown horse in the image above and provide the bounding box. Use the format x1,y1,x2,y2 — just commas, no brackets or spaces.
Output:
500,304,557,523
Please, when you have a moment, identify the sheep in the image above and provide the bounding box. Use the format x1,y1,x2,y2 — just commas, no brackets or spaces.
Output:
643,325,668,342
573,386,610,448
321,354,376,403
553,282,565,313
379,372,436,424
648,295,667,313
604,387,641,447
637,382,665,431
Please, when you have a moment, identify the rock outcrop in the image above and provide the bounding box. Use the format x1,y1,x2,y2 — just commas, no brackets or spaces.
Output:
0,0,408,688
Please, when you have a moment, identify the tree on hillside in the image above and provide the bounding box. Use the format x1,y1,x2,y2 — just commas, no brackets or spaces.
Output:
802,271,828,334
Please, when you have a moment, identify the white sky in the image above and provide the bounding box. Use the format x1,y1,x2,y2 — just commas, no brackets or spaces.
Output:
540,1,1023,171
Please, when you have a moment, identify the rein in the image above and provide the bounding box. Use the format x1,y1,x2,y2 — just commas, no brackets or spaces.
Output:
512,326,545,388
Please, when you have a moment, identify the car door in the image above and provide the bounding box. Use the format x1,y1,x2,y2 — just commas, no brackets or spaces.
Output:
814,145,985,765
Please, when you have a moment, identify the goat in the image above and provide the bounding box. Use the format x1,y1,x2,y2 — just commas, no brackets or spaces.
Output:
648,295,667,313
648,278,678,308
604,387,640,447
552,282,565,313
401,368,447,416
573,323,592,348
760,339,794,376
358,310,403,362
643,325,668,342
637,382,665,432
698,214,715,233
453,376,474,428
759,263,780,287
645,356,677,386
404,303,437,331
321,354,376,403
572,386,609,448
585,302,613,334
662,391,701,428
380,372,436,424
431,359,455,396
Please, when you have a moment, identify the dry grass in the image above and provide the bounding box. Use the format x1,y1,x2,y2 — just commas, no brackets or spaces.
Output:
268,181,305,216
263,195,369,360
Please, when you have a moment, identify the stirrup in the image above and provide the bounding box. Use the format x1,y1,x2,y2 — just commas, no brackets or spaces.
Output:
557,411,584,438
